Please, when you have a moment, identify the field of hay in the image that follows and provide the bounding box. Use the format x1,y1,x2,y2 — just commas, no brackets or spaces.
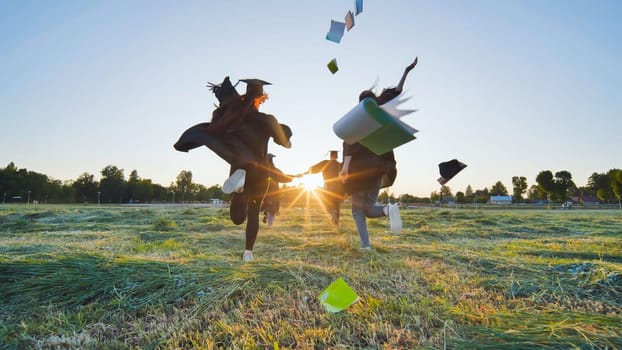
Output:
1,204,621,349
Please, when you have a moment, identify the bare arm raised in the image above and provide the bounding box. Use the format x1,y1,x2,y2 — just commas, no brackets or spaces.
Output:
373,57,418,105
395,56,418,93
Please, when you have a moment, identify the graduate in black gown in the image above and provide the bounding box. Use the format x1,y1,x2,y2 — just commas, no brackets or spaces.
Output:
305,150,344,225
174,77,293,261
339,57,417,249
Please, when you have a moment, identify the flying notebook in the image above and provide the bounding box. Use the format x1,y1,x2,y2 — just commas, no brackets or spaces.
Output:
333,97,418,155
326,20,346,43
345,11,354,31
327,58,339,74
355,0,363,15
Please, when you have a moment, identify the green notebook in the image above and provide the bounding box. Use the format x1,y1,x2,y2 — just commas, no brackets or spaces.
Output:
333,97,416,155
319,278,360,313
327,59,339,74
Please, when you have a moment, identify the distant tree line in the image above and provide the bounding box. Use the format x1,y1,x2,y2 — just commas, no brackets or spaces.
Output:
0,162,225,204
2,162,621,208
421,169,622,208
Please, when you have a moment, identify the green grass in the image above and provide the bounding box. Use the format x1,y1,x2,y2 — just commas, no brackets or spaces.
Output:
1,204,621,349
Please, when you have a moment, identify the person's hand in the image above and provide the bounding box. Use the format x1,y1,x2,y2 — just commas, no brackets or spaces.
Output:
405,57,418,72
338,169,348,183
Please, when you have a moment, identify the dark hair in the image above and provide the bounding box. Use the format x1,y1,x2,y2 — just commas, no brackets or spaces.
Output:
358,90,376,102
209,76,240,103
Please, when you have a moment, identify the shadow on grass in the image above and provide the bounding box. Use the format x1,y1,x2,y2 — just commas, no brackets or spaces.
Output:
450,311,622,350
521,250,622,263
0,252,335,316
0,254,239,313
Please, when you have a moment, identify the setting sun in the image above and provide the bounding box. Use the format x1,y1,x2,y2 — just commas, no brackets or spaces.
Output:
295,173,324,191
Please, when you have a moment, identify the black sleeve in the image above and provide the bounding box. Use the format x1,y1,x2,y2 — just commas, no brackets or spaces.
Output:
376,87,401,105
344,142,366,156
309,160,328,174
269,167,294,183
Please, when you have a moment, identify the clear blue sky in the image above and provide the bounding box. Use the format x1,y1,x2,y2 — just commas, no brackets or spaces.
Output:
1,0,621,197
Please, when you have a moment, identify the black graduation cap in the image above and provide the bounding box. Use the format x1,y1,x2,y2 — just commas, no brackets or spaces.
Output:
239,78,271,97
437,159,467,185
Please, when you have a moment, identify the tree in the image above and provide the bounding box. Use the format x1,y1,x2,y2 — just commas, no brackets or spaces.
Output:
389,192,397,204
0,162,67,203
195,184,225,202
126,169,144,203
151,183,169,203
465,185,474,203
490,181,509,196
175,170,193,203
536,170,555,205
127,170,139,202
60,180,76,203
100,165,126,203
0,162,18,201
455,191,465,204
527,184,547,202
430,191,440,203
73,173,98,203
400,194,414,204
45,178,68,203
125,170,156,203
378,190,389,204
608,169,622,209
588,172,613,203
440,185,453,203
553,170,575,203
207,185,225,200
473,188,489,204
398,194,430,204
25,171,46,201
536,170,575,204
139,179,155,203
572,186,592,205
512,176,528,203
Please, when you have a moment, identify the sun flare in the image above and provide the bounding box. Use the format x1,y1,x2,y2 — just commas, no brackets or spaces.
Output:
296,173,324,191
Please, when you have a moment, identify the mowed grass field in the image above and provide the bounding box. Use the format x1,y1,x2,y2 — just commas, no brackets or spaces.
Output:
1,203,621,349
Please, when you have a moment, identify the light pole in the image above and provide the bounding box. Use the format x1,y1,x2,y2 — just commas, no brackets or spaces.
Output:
97,191,101,205
170,191,175,204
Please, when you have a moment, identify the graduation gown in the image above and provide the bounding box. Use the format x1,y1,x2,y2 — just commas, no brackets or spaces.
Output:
342,141,396,194
173,111,291,170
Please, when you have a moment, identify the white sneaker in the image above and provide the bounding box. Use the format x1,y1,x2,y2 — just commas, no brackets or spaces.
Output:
242,250,254,262
223,169,246,194
388,204,402,234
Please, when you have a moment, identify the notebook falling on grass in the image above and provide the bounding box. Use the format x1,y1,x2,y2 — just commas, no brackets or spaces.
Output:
319,278,360,313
